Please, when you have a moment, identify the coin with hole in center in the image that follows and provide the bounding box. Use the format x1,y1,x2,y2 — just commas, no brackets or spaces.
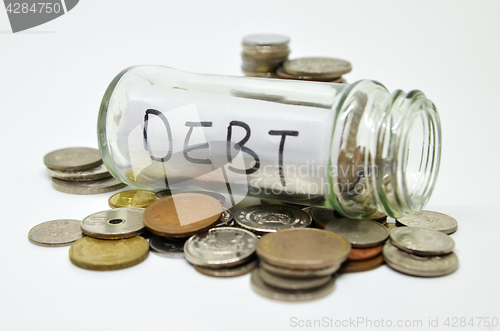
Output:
81,208,144,239
44,147,102,171
28,219,84,247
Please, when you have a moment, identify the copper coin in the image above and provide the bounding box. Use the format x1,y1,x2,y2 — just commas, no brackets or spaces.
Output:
339,254,384,273
257,228,351,270
348,245,383,261
143,193,222,238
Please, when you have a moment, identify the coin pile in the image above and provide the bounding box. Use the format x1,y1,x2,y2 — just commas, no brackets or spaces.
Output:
310,207,389,273
241,34,290,78
252,228,349,301
44,147,125,194
383,227,459,277
241,34,351,83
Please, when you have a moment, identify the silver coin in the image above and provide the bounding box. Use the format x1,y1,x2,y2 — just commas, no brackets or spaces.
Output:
324,218,389,248
149,235,185,258
310,207,344,229
260,259,340,278
390,227,455,256
81,207,144,239
184,227,258,268
259,268,332,290
283,57,352,78
44,147,102,171
242,34,290,46
51,176,126,195
215,209,233,227
396,210,458,234
275,66,340,82
28,219,84,247
383,242,459,277
250,268,336,302
193,258,258,278
234,205,312,233
47,163,111,182
154,190,171,199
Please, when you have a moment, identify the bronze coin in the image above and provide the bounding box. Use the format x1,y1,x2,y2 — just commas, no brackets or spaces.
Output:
143,193,222,238
339,254,384,273
257,228,351,270
348,245,383,261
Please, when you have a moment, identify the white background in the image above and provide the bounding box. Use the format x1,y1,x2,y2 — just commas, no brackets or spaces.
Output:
1,1,499,330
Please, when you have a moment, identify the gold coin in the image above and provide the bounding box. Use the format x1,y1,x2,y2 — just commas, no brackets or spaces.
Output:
143,193,222,238
257,228,351,270
69,236,149,271
108,190,156,208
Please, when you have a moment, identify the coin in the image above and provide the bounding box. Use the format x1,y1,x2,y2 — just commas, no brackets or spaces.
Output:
44,147,102,171
69,236,149,271
242,70,277,78
310,207,343,229
215,209,233,227
81,207,144,239
51,176,126,195
339,254,384,273
234,205,311,233
108,190,156,208
383,242,459,277
396,210,458,234
385,222,397,232
259,268,332,290
250,269,336,302
283,57,352,79
28,219,84,247
149,235,185,258
155,189,171,199
324,218,389,248
193,258,258,278
242,34,290,46
276,66,339,82
390,227,455,256
260,259,340,278
143,193,222,238
257,228,351,270
48,163,111,182
184,227,258,268
348,245,384,261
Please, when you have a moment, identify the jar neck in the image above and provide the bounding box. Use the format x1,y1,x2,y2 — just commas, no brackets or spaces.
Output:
333,81,441,219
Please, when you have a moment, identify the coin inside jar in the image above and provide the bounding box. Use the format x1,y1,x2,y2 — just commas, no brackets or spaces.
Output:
81,207,145,239
257,228,351,270
143,193,222,238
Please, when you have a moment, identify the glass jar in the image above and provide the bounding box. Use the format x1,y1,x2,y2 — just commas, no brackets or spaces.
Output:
97,65,441,219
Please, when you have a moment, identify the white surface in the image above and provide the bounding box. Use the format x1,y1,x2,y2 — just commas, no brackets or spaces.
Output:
1,1,499,330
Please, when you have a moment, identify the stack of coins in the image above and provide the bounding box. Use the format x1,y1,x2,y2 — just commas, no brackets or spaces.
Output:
276,57,351,83
311,208,389,273
383,227,459,277
44,147,125,194
395,210,458,234
70,207,149,271
184,227,259,277
241,34,290,78
252,228,350,301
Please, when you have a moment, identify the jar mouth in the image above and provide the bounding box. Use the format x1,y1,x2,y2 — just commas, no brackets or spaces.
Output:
378,90,441,217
